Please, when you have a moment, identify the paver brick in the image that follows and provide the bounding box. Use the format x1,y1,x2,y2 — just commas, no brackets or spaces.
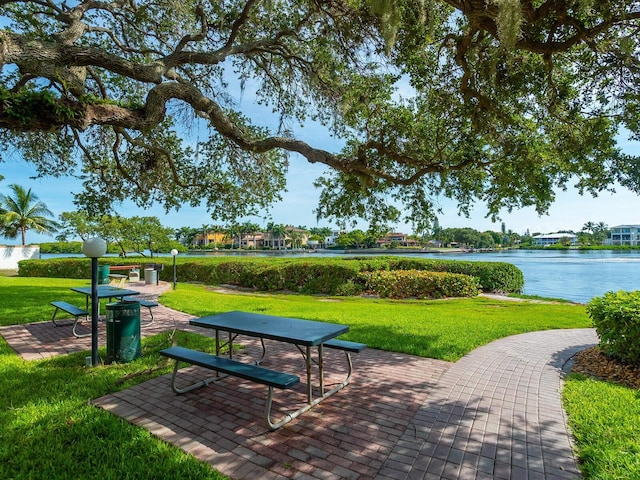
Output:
0,284,598,480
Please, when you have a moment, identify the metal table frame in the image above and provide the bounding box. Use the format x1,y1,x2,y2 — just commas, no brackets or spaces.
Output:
189,311,350,408
71,285,141,311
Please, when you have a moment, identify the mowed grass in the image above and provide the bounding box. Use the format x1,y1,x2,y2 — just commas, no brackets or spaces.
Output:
0,275,96,326
3,274,632,480
564,374,640,479
0,328,228,480
160,283,591,361
1,276,591,362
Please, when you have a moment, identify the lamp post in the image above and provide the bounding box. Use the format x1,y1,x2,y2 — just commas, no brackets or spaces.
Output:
82,237,107,367
170,248,178,290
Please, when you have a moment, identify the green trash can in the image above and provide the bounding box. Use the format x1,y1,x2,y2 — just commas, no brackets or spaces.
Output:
98,264,110,285
106,301,141,363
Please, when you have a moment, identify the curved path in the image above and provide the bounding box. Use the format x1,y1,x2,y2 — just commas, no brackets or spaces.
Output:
1,284,598,479
377,328,598,480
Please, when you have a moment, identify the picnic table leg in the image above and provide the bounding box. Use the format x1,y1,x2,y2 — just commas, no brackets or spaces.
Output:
168,359,221,394
256,338,266,365
318,344,324,396
305,345,312,404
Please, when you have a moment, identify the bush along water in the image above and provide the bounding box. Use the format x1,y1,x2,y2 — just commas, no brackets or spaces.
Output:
587,290,640,365
358,270,481,299
18,256,523,299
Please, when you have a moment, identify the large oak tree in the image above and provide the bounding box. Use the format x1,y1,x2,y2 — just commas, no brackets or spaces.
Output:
1,0,639,230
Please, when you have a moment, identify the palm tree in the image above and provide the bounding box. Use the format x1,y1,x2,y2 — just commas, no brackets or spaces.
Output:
594,222,609,245
271,223,287,249
200,223,211,247
241,221,261,249
225,223,242,249
208,224,225,250
0,184,59,245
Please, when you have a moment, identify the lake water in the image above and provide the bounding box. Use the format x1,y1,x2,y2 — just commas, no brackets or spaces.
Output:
42,249,640,304
409,249,640,303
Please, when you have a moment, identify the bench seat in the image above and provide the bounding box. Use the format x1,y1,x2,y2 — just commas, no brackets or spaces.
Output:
324,339,367,353
50,301,89,338
109,265,139,271
160,346,300,430
137,299,159,324
108,273,127,287
323,339,366,385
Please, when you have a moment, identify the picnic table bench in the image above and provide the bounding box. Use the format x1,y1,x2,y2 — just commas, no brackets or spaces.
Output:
160,346,300,430
323,339,366,384
107,273,128,288
50,301,89,338
109,265,139,272
109,265,140,282
129,298,159,324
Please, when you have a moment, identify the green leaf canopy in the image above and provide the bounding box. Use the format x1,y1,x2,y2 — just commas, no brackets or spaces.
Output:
0,0,639,229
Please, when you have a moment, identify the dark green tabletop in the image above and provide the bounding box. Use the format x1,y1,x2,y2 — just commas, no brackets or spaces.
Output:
190,311,348,346
71,285,140,299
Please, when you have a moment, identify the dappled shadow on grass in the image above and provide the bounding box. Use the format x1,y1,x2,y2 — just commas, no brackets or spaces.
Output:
1,328,228,479
0,283,92,326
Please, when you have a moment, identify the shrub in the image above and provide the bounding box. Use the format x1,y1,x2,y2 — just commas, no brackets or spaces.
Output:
358,269,480,299
244,261,361,294
587,290,640,365
38,241,83,254
384,258,524,293
17,258,170,280
18,258,93,278
18,255,522,296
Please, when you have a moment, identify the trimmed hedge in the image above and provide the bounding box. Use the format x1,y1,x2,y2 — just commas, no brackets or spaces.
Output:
379,258,523,293
587,290,640,365
359,270,480,299
17,257,95,278
17,255,523,299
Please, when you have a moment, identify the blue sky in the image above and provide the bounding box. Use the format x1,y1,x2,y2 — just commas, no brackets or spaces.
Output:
1,79,639,245
2,133,638,245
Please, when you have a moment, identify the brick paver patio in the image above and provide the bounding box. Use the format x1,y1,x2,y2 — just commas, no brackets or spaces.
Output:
0,281,598,479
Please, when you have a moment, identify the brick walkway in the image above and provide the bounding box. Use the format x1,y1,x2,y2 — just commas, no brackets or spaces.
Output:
0,283,598,479
0,280,191,361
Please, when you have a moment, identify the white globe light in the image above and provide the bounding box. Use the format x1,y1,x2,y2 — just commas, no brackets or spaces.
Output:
170,249,179,256
82,237,107,258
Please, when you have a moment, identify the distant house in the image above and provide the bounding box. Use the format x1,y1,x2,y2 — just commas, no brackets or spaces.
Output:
324,230,343,247
262,226,309,249
606,225,640,246
532,233,578,246
240,232,265,249
193,231,226,247
376,233,420,248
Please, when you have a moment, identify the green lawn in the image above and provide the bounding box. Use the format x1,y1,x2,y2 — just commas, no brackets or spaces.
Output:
160,283,591,361
0,275,636,479
564,374,640,479
0,328,226,480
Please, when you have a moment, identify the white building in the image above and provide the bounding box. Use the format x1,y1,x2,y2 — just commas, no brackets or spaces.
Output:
607,225,640,246
532,233,578,247
324,230,343,247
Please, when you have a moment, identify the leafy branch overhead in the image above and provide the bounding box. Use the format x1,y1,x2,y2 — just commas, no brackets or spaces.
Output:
1,0,639,228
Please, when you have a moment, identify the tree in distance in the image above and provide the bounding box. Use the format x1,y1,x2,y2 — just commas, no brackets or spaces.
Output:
1,1,639,232
0,184,59,245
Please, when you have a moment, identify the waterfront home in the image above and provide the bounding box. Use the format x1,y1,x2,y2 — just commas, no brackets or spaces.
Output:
606,225,640,246
532,233,578,247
